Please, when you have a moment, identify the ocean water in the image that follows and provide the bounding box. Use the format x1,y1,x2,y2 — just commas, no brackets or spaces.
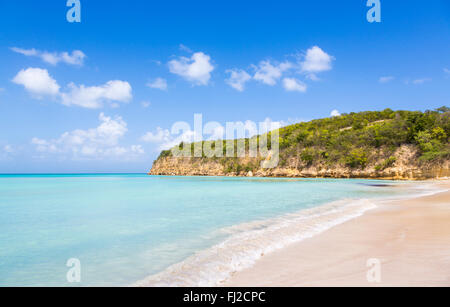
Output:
0,174,439,287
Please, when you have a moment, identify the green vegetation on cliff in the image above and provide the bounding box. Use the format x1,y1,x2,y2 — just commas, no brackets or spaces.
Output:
276,107,449,167
155,107,449,175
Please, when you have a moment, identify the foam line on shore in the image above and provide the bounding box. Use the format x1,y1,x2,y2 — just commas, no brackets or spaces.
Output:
134,183,447,287
135,198,377,286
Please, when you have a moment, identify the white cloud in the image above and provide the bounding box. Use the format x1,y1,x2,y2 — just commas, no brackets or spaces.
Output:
31,113,144,159
0,144,15,160
224,46,332,91
163,130,198,150
253,61,292,86
141,127,198,151
12,68,60,96
225,69,251,91
411,78,431,85
130,145,145,155
141,127,172,143
282,78,307,92
141,118,293,152
169,52,214,86
379,76,394,83
3,145,14,153
146,78,168,91
330,110,341,117
61,80,132,109
141,101,151,108
13,68,132,109
11,47,38,56
11,47,86,66
179,44,192,53
305,74,320,81
444,68,450,74
300,46,334,80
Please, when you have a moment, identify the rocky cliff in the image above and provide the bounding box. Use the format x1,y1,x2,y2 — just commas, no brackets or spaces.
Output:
149,145,449,180
149,109,450,180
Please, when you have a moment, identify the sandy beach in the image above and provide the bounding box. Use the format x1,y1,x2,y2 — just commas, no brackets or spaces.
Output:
226,180,450,287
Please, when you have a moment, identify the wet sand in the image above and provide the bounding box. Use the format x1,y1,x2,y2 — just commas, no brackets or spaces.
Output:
226,181,450,287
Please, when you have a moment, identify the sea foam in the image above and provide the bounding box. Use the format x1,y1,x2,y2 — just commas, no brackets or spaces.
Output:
135,181,449,287
134,198,378,287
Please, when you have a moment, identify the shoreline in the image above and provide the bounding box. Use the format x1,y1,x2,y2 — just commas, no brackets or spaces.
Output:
136,179,446,287
149,173,450,181
224,180,450,287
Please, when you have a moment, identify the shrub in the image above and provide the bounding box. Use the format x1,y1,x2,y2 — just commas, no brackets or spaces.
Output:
158,150,172,159
375,156,396,171
155,107,449,170
346,149,368,168
300,148,315,165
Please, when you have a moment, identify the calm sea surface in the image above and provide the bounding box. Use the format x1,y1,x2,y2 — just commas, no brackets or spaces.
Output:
0,174,434,286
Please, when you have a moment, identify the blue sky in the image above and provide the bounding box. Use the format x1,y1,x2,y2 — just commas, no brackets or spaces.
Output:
0,0,449,173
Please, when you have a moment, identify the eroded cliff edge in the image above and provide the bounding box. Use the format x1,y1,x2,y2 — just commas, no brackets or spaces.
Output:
149,109,450,180
150,146,449,180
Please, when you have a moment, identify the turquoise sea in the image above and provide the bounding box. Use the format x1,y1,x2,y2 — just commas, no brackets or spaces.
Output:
0,174,439,286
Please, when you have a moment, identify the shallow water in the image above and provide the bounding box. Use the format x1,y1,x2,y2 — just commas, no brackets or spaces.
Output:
0,174,436,286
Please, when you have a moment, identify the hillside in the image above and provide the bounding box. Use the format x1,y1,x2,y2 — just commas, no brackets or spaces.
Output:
150,107,450,180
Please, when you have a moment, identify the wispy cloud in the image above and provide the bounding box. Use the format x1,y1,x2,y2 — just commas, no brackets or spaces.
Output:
141,127,172,144
225,69,251,91
282,78,307,92
146,78,168,91
179,44,192,53
409,78,432,85
141,117,294,152
0,144,15,160
3,145,14,153
379,76,394,83
141,127,197,151
141,101,151,108
11,47,86,66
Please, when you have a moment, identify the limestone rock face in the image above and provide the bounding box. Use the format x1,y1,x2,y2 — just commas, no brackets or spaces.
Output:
149,145,450,180
150,157,226,177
